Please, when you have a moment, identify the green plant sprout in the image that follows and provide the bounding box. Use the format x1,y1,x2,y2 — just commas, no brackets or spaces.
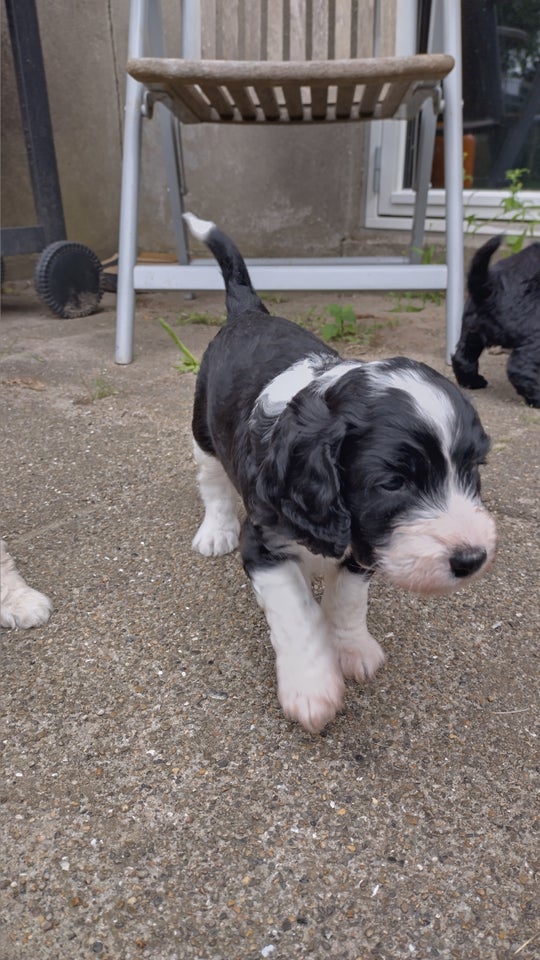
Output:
389,245,445,312
72,372,118,406
291,305,324,329
260,292,288,305
465,168,540,254
389,292,426,313
417,245,445,306
176,310,225,326
92,375,117,400
320,303,358,342
499,168,539,253
292,303,398,346
159,318,200,373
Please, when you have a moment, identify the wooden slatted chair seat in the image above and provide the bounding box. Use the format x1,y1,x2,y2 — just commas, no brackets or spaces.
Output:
128,53,454,124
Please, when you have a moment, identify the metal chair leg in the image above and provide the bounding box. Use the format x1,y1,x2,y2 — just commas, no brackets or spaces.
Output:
115,0,148,365
442,0,464,363
410,98,437,264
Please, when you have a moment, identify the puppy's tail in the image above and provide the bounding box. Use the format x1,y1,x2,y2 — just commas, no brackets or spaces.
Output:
183,212,269,318
467,235,503,304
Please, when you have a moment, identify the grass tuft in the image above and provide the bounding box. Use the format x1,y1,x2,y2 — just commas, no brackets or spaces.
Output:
159,318,200,373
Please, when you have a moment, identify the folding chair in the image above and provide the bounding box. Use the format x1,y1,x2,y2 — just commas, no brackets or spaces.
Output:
116,0,463,364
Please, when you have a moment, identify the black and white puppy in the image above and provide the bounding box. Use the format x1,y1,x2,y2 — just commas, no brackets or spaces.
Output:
452,236,540,408
185,213,497,733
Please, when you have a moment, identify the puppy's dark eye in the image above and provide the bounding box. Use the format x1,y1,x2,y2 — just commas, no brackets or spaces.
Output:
379,475,405,491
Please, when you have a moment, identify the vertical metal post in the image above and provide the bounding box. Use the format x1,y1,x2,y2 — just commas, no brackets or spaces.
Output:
181,0,202,58
441,0,464,363
410,97,437,263
115,0,148,364
148,3,190,266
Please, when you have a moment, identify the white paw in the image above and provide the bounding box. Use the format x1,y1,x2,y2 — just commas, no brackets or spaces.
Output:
0,587,52,630
192,518,240,557
276,657,345,733
333,630,385,682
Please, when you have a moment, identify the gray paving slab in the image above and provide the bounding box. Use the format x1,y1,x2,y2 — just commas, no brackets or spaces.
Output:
1,285,538,960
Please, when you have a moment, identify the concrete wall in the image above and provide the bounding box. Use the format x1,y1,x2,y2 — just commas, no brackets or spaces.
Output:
1,1,400,276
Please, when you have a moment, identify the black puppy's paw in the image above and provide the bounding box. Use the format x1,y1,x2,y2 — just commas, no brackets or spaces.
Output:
464,373,488,390
451,360,488,390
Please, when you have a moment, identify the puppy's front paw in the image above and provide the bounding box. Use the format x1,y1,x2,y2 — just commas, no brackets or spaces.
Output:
192,518,240,556
276,657,345,733
466,374,488,390
451,359,488,391
0,586,52,630
334,630,385,683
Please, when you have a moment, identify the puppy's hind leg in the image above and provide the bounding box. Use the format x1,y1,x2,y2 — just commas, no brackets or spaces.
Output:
507,345,540,408
191,442,240,556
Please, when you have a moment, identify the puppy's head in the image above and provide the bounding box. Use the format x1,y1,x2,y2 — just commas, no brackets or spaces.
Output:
253,358,496,595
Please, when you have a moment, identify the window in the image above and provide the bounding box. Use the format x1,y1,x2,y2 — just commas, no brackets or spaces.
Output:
365,0,540,237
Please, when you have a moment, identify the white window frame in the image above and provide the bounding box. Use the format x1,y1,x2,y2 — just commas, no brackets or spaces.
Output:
365,0,540,237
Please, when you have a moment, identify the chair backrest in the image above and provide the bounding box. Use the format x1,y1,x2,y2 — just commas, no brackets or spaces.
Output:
182,0,396,62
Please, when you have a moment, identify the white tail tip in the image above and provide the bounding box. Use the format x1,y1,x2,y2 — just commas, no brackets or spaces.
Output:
183,211,215,243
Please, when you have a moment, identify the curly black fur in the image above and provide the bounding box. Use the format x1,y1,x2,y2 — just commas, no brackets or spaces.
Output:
451,236,540,407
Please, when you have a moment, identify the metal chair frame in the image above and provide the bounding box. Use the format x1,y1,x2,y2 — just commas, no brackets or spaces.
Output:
116,0,464,364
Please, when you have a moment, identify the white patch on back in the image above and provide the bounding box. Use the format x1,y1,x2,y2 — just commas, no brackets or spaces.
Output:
255,356,364,419
314,360,364,392
258,357,317,416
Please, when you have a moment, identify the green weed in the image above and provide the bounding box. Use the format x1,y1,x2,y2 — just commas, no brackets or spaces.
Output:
72,372,118,405
294,303,399,347
465,168,540,254
389,293,426,313
175,310,225,326
92,375,117,400
320,303,358,342
291,306,324,329
389,244,445,312
260,292,288,305
159,318,200,374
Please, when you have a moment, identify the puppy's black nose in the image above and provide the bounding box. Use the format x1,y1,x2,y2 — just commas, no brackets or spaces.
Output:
450,547,487,578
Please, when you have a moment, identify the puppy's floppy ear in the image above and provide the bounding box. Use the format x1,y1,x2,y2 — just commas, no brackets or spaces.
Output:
253,390,351,557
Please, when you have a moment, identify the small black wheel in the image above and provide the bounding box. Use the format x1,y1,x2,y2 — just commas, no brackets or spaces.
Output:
35,241,103,318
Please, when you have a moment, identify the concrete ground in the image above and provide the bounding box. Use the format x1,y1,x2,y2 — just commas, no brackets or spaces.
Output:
1,282,538,960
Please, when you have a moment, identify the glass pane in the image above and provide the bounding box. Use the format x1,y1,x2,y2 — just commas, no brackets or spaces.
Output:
405,0,540,191
462,0,540,189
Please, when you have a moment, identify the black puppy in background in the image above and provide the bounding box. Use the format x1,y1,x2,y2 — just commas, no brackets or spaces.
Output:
452,236,540,408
